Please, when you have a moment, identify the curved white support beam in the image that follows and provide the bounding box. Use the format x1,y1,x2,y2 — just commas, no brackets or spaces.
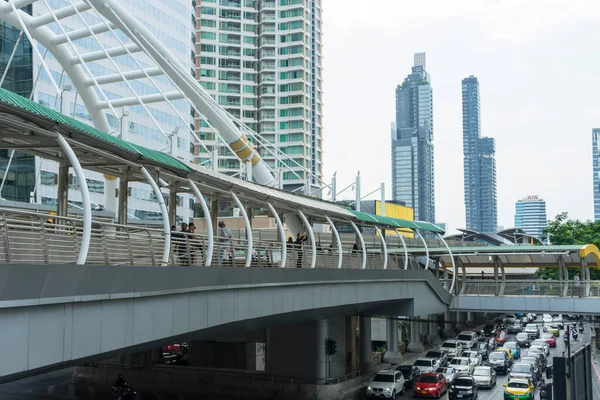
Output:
88,0,276,186
0,6,110,132
350,221,367,270
437,233,456,294
140,167,170,266
267,202,286,268
415,230,429,270
378,229,388,270
230,192,252,268
297,210,316,268
188,179,212,267
56,134,91,265
325,216,343,269
395,230,409,270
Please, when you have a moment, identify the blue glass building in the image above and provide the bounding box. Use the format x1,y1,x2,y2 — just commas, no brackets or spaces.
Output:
514,195,547,241
593,128,600,220
391,53,435,223
461,76,497,232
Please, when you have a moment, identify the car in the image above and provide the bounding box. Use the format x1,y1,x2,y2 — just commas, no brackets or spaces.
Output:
504,341,521,359
545,324,560,337
509,363,536,383
531,340,550,356
413,372,448,398
503,314,517,324
495,331,508,345
395,364,421,389
489,350,512,374
462,350,483,366
471,341,491,360
553,315,565,329
448,375,479,400
473,365,497,388
424,349,448,367
521,316,530,324
542,314,554,325
527,313,537,321
515,332,531,347
366,369,405,398
413,358,441,374
520,356,542,381
448,357,475,375
503,378,535,400
527,348,547,370
440,340,463,357
524,324,540,339
541,332,557,347
482,323,500,337
507,322,523,333
435,367,458,384
496,347,514,361
456,331,478,349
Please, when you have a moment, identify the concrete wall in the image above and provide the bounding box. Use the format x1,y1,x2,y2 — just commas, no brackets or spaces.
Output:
451,295,600,314
0,265,451,382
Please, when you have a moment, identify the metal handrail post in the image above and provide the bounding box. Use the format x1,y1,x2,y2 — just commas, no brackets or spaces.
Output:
56,134,91,265
188,179,213,266
230,191,252,268
140,167,170,266
297,210,316,268
350,221,366,270
325,216,342,269
267,202,286,268
395,229,409,270
378,228,388,270
437,233,456,294
415,230,429,270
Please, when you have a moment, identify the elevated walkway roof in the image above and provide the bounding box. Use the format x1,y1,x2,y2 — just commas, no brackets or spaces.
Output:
0,88,443,234
393,244,600,269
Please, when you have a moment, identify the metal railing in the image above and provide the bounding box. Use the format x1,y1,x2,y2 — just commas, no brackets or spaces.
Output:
453,279,600,298
0,208,416,270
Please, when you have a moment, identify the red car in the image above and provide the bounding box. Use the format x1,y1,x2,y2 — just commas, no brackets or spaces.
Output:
494,331,508,345
541,332,557,347
413,372,447,398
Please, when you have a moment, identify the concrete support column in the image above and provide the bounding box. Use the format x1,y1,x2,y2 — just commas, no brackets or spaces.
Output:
344,316,357,374
359,316,372,372
457,312,468,331
383,318,402,363
428,314,442,345
168,186,177,226
467,311,475,326
117,178,128,225
444,310,454,338
407,320,424,353
56,160,69,217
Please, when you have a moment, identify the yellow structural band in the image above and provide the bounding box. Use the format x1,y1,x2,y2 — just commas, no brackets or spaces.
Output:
579,244,600,267
103,174,118,181
229,134,260,166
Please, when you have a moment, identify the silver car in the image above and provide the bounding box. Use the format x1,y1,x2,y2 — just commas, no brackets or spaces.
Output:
412,358,440,374
473,366,497,388
435,366,458,384
509,363,536,383
366,369,405,398
448,357,475,375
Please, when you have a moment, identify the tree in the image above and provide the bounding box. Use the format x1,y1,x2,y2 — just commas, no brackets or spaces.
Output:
539,212,600,280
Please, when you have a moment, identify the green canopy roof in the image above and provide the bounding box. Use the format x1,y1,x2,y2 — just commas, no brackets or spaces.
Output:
349,210,444,234
0,88,192,172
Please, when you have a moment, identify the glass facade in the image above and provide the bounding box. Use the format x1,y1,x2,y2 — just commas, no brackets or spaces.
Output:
461,75,497,232
514,195,547,241
391,53,435,223
195,0,323,193
0,6,35,203
593,129,600,220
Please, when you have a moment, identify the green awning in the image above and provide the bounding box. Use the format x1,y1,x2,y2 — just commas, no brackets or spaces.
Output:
0,88,192,173
348,210,444,234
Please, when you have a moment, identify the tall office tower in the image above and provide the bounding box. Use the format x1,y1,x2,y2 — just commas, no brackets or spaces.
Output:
195,0,324,193
0,1,196,223
593,128,600,220
461,75,497,232
514,195,548,241
391,52,435,223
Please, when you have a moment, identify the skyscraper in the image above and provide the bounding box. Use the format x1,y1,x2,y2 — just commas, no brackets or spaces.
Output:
514,195,547,241
195,0,323,193
461,75,497,232
593,128,600,220
391,52,435,223
1,1,196,223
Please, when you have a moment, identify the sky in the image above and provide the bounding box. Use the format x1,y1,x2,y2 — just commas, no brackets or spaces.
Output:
321,0,600,234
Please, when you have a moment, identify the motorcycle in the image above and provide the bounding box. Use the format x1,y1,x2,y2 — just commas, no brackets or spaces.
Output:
563,333,569,343
572,331,579,341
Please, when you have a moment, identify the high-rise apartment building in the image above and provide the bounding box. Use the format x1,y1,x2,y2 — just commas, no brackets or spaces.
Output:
514,195,547,241
593,128,600,220
0,1,196,223
461,75,497,232
195,0,323,193
391,52,435,223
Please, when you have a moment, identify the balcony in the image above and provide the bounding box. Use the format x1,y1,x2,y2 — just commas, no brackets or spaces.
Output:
262,1,275,8
260,50,275,58
220,0,241,7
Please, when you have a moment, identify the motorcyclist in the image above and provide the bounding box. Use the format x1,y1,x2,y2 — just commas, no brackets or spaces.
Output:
114,374,127,391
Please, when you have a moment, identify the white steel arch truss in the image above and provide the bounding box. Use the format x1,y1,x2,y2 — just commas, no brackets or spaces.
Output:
0,0,329,194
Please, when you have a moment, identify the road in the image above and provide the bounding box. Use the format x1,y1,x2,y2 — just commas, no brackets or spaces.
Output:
1,322,599,400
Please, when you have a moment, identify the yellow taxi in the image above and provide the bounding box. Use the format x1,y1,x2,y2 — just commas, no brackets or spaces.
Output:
496,347,513,361
545,325,560,337
503,378,535,399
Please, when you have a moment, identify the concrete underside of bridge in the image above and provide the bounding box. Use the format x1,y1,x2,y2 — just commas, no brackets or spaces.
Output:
451,295,600,314
0,264,451,382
